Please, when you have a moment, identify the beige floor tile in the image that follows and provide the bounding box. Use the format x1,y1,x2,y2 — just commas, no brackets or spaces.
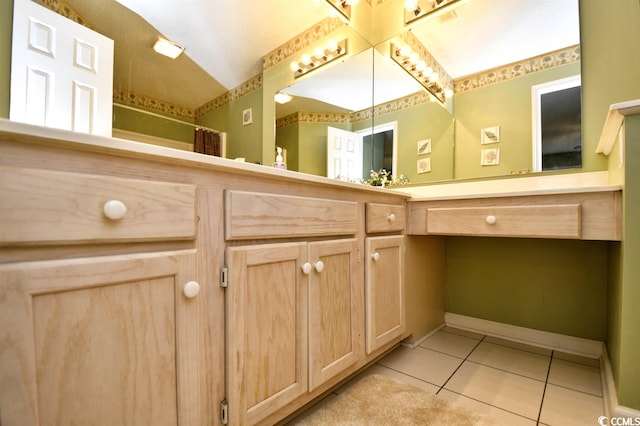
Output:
444,362,545,420
553,351,600,367
419,329,481,359
347,363,440,394
442,326,485,341
377,345,462,386
438,389,537,426
548,358,602,396
484,336,553,356
539,384,604,426
468,341,551,381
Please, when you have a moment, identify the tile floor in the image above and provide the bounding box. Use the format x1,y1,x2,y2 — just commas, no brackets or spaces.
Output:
295,326,605,425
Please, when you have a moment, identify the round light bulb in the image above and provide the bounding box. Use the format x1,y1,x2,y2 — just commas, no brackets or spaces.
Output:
314,47,325,58
399,45,411,57
405,0,419,11
409,52,419,64
327,39,339,52
444,88,454,98
416,60,426,71
290,61,299,72
301,54,312,65
430,72,439,82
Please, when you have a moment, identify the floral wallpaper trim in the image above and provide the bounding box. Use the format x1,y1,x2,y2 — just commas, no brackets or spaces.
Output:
113,88,196,121
38,0,97,30
454,45,581,94
194,74,263,118
263,17,346,70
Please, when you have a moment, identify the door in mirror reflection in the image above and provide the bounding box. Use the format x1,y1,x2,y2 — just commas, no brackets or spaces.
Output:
327,126,363,181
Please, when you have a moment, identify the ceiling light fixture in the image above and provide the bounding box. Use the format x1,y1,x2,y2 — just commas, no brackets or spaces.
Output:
290,38,348,78
153,37,184,59
274,92,293,104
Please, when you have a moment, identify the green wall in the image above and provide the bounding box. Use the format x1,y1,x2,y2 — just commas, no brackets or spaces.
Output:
1,0,13,118
197,88,263,163
446,238,608,340
379,100,454,183
112,105,194,144
453,62,583,180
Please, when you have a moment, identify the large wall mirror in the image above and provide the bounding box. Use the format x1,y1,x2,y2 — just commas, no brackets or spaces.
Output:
18,0,580,184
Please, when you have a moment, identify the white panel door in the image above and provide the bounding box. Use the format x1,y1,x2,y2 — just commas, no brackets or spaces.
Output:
327,126,362,181
10,0,114,136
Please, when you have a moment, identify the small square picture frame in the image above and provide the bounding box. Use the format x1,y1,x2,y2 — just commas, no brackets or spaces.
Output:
242,108,253,126
481,148,500,166
417,139,432,155
481,126,500,144
417,157,431,173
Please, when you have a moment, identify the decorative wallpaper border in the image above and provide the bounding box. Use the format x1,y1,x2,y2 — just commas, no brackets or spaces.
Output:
39,0,97,30
113,88,195,121
455,45,581,94
195,74,263,118
263,17,346,71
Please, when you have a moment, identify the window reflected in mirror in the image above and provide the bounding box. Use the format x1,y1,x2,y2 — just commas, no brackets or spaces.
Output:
532,75,582,172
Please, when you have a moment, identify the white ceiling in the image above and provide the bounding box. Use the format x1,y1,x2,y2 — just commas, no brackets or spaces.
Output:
64,0,579,112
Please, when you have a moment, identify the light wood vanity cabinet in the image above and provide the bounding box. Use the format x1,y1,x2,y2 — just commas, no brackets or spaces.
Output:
224,191,361,425
364,203,406,354
0,167,208,425
408,191,622,241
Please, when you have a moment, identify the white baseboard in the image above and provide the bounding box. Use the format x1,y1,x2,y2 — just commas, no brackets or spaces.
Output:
401,324,445,349
601,345,640,420
444,312,603,358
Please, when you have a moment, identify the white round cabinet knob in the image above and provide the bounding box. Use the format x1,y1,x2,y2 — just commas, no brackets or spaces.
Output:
183,281,200,298
103,200,127,220
486,215,497,225
301,262,312,274
388,213,396,222
314,261,324,273
371,252,380,261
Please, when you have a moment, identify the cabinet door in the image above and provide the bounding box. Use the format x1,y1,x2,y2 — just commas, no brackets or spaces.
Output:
308,239,360,391
225,242,308,426
365,235,405,354
0,250,205,426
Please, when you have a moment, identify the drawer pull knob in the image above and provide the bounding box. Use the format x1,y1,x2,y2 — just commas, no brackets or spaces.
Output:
103,200,127,220
183,281,200,298
301,262,312,274
371,252,380,261
314,261,325,273
486,215,497,225
388,213,396,222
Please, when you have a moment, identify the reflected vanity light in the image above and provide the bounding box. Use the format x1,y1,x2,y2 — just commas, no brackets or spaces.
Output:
152,37,184,59
274,92,293,104
325,0,358,22
404,0,469,25
290,38,348,78
390,42,452,103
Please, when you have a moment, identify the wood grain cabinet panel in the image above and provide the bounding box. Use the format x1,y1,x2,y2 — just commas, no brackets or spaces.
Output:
0,250,206,426
366,203,406,233
427,204,581,239
365,235,405,354
224,190,358,240
0,166,196,245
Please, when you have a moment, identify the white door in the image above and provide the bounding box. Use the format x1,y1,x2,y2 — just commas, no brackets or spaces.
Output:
10,0,114,136
327,126,362,181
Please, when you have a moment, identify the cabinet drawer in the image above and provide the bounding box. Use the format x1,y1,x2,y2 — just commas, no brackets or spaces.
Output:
366,203,405,233
0,167,196,245
427,204,581,238
225,190,358,240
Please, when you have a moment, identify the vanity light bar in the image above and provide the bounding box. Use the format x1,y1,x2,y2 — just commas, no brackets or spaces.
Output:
290,39,348,78
390,42,452,103
325,0,356,22
404,0,468,26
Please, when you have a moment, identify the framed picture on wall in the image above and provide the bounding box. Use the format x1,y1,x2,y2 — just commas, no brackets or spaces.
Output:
417,139,431,155
242,108,253,125
481,148,500,166
417,157,431,173
481,126,500,144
